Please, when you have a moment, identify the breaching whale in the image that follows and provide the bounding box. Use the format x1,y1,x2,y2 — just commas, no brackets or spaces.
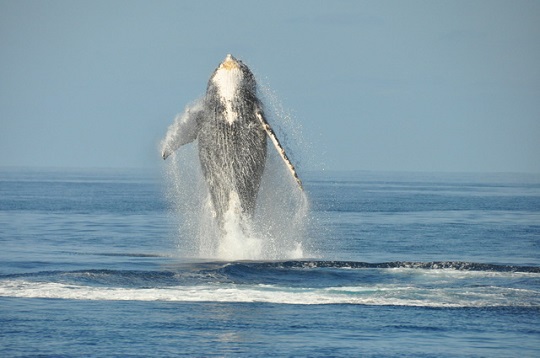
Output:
161,54,302,231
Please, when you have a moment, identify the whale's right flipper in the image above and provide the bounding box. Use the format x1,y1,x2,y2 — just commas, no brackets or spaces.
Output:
161,99,204,160
255,108,303,190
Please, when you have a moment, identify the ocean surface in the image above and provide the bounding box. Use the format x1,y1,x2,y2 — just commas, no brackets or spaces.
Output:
1,167,539,357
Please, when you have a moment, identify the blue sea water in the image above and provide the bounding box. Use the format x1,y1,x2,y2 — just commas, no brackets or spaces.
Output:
1,167,539,357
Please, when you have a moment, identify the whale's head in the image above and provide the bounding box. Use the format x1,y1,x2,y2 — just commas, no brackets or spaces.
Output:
209,54,256,101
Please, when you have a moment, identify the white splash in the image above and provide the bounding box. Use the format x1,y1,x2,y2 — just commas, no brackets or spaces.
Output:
217,191,262,260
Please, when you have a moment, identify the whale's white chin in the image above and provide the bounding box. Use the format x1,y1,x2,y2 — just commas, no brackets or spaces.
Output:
212,67,242,100
212,68,243,124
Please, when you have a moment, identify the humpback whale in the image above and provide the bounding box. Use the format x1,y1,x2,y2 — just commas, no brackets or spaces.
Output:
161,54,302,231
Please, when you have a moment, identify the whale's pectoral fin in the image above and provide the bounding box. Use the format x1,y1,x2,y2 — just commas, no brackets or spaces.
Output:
161,100,204,160
255,109,303,190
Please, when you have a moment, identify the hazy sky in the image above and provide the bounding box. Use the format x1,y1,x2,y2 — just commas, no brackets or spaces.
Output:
1,0,539,172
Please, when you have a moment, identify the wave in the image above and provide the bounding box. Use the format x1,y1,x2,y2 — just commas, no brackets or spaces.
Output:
1,261,538,307
2,280,538,308
224,260,540,273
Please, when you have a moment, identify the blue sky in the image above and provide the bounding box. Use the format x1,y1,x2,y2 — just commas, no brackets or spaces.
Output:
1,0,539,172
